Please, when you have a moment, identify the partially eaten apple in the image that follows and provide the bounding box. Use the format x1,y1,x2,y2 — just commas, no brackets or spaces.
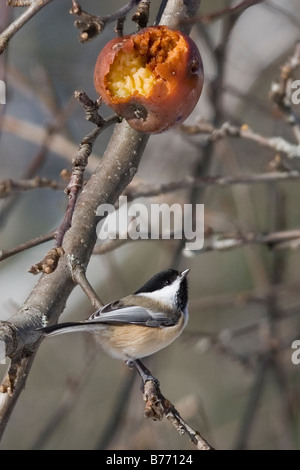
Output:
94,26,204,134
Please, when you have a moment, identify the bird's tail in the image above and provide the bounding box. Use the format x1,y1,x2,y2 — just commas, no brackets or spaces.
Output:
39,322,98,337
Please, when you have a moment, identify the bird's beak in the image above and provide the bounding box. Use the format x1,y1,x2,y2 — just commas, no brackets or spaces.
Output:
180,268,190,279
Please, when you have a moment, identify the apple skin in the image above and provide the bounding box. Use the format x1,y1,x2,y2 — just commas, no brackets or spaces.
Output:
94,26,204,134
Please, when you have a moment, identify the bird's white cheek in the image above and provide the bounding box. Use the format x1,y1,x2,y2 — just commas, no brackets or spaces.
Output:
137,280,181,309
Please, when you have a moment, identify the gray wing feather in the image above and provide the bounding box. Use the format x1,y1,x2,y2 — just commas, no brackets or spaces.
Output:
87,302,174,327
40,302,176,337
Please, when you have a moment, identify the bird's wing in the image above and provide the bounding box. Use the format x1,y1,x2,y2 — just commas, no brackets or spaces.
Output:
87,300,175,327
39,301,176,337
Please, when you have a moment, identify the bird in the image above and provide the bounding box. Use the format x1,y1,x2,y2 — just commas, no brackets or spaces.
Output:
40,269,190,374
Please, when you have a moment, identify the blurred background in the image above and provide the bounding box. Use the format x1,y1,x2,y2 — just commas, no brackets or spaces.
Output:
0,0,300,450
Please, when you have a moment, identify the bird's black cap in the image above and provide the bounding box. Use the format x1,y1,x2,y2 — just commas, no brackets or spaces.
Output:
135,269,181,294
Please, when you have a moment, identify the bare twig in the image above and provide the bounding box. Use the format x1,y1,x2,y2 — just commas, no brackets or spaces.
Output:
114,16,126,37
182,0,265,25
27,111,119,274
142,380,214,450
124,170,300,201
0,230,55,262
181,121,300,159
68,255,104,309
26,125,102,275
54,113,119,248
0,0,54,54
54,126,103,250
93,228,300,257
70,0,142,43
198,229,300,253
0,177,64,199
74,91,121,128
8,1,33,6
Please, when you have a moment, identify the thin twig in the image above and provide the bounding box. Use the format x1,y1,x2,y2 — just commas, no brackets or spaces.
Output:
0,0,54,54
93,228,300,256
181,121,300,159
142,380,214,450
8,1,33,6
26,110,119,274
70,0,142,43
3,168,297,201
0,230,55,262
68,255,104,309
198,229,300,253
27,124,105,275
50,97,119,252
0,177,64,198
54,121,117,250
182,0,265,25
125,170,300,201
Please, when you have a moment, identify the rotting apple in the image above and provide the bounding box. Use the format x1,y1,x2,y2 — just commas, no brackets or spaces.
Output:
94,26,204,134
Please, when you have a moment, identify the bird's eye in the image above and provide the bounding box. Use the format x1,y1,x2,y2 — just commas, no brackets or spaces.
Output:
165,280,171,286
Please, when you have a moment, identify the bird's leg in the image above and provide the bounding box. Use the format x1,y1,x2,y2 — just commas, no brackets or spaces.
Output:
126,359,160,389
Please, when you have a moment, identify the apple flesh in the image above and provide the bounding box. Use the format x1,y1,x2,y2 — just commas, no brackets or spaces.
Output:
94,26,204,134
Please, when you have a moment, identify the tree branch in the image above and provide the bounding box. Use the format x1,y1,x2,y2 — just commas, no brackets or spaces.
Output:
183,0,266,25
70,0,142,43
0,231,56,262
0,0,54,54
142,379,214,450
181,121,300,159
0,0,202,444
0,177,64,198
124,170,300,201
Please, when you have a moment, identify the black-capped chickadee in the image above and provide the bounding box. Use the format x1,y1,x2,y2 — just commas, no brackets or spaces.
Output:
41,268,190,363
